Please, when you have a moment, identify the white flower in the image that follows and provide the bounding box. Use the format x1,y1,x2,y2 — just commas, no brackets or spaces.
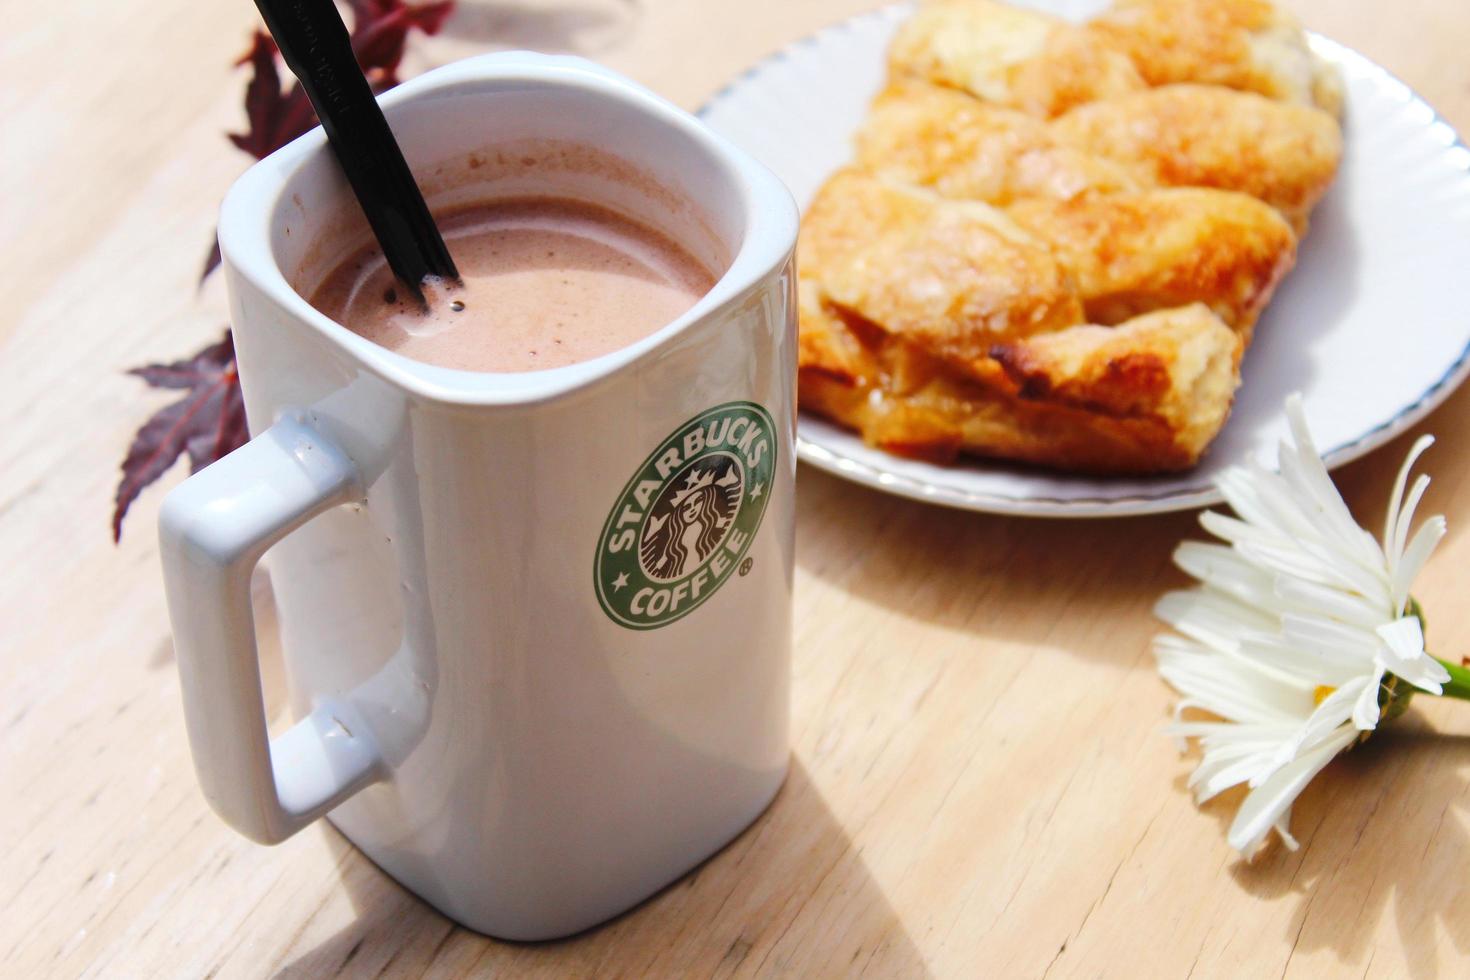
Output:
1156,633,1358,855
1155,394,1448,857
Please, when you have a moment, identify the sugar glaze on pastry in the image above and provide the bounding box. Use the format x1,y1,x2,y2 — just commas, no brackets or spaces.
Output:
797,0,1343,474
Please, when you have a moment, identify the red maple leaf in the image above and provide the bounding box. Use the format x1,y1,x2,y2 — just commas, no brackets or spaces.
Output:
346,0,455,88
113,333,248,542
117,1,454,541
203,0,455,278
226,0,453,161
225,31,318,162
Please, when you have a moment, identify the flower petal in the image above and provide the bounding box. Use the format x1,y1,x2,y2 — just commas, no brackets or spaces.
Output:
1156,589,1276,653
1175,542,1279,610
1228,725,1356,858
1156,641,1314,723
1384,434,1434,566
1352,668,1385,730
1375,615,1426,666
1391,516,1446,614
1300,677,1367,742
1390,473,1431,569
1281,396,1383,563
1271,577,1385,631
1386,651,1450,693
1274,810,1301,852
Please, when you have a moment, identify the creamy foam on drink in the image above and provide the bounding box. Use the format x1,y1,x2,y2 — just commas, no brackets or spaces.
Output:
309,197,714,373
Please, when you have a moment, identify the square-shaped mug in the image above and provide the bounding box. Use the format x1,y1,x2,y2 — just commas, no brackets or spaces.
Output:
157,52,799,941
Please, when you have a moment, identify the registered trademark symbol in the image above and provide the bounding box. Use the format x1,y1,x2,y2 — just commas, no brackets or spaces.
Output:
738,557,754,577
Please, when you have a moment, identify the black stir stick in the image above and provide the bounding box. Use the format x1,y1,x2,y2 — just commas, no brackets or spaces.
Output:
253,0,459,304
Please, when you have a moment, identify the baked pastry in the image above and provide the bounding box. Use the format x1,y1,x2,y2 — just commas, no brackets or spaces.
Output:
1088,0,1344,116
857,81,1342,231
855,82,1139,205
889,0,1343,117
800,171,1083,358
1006,188,1296,340
1051,86,1341,232
799,290,1241,472
888,0,1147,117
800,0,1342,474
804,171,1295,341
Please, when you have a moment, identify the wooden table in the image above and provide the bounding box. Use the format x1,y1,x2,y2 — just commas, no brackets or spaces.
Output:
5,1,1469,976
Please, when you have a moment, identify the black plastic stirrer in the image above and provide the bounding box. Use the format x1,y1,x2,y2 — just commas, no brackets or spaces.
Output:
253,0,459,304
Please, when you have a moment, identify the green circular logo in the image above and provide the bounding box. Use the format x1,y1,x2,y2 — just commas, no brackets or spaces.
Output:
595,401,777,630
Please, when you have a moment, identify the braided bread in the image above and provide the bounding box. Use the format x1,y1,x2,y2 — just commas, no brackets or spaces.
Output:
798,0,1343,472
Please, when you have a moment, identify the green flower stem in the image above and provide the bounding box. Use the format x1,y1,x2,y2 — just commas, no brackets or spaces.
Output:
1434,658,1470,702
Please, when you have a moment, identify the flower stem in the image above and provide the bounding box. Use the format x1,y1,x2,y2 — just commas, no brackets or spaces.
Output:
1435,657,1470,701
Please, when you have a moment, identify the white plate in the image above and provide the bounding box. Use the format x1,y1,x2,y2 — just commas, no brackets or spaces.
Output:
700,2,1470,516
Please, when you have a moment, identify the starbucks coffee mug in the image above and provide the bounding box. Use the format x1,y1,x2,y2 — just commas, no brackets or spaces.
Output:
157,52,798,940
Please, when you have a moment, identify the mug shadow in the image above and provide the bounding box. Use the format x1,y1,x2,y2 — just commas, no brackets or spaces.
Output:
272,760,929,977
1183,716,1470,979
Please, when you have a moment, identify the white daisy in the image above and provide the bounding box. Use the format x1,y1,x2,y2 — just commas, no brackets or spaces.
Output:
1155,394,1455,858
1156,631,1358,856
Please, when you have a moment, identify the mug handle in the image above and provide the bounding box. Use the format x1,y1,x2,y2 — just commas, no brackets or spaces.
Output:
158,415,384,844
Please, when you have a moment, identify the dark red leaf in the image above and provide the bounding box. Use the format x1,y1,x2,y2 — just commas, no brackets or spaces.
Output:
226,31,319,162
185,381,250,475
128,334,234,389
348,0,456,87
202,2,455,283
113,332,248,542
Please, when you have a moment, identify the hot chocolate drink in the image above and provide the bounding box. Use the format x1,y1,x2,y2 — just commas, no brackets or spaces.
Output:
310,197,715,372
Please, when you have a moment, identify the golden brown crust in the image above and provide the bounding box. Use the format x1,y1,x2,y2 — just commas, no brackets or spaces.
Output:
799,170,1085,359
889,0,1344,118
797,298,1242,473
1086,0,1343,115
858,82,1341,231
888,0,1145,117
856,82,1138,205
1050,86,1342,231
1005,189,1297,337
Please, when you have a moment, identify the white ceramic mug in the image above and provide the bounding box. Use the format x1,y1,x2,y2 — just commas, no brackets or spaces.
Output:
157,52,798,941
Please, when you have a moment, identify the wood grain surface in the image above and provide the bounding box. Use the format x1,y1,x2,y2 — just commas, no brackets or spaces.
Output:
3,1,1469,976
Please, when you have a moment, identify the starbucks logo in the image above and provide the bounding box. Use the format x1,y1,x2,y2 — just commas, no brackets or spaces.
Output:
595,402,777,630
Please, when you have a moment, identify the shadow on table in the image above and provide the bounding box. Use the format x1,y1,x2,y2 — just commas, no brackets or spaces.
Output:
793,463,1200,670
793,376,1470,675
272,759,929,977
1192,716,1470,979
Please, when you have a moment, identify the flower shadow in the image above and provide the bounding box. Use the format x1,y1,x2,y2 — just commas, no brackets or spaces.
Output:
1219,714,1470,978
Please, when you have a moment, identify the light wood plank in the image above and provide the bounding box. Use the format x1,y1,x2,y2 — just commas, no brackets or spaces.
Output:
3,1,1468,976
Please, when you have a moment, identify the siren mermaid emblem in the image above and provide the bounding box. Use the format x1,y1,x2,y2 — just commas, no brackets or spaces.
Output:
639,456,743,581
596,402,777,630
